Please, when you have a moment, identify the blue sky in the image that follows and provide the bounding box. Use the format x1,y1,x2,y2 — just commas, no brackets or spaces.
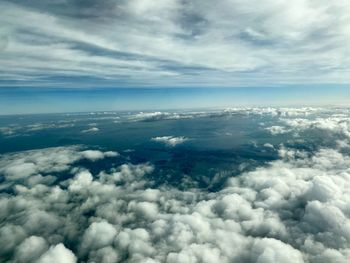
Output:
1,0,350,113
1,86,350,115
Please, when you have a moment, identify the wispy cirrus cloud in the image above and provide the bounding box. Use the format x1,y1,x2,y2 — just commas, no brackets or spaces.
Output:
1,0,350,87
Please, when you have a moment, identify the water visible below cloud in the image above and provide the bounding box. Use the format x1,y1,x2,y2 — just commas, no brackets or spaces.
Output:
1,107,350,262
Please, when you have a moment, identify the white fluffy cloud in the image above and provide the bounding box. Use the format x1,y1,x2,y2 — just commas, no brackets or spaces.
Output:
131,112,185,122
264,108,350,139
1,128,350,262
15,236,48,263
81,150,106,161
37,244,76,263
80,221,118,255
0,146,119,181
151,136,188,147
265,125,289,135
81,127,100,133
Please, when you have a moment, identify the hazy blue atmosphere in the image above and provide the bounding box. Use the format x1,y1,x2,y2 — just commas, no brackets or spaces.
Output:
1,86,350,115
1,1,350,263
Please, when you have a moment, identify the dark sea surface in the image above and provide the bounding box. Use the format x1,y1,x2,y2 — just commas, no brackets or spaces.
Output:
0,110,282,191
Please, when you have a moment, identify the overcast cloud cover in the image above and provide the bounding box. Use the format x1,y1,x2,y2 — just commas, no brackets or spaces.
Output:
1,0,350,87
1,108,350,262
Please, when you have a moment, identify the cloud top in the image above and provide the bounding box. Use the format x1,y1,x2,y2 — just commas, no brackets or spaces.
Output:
1,139,350,262
151,136,188,147
2,109,350,262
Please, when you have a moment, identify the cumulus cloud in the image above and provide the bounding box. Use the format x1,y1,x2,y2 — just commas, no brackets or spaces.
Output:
127,108,323,124
131,112,185,122
104,151,120,157
0,146,119,181
37,244,76,263
2,118,350,262
281,117,350,139
80,221,117,256
264,108,350,139
263,143,274,149
250,238,304,263
265,125,289,135
225,107,321,117
151,136,188,147
80,150,106,161
0,146,82,180
15,236,48,263
78,149,119,161
126,111,219,122
68,170,93,192
81,127,100,133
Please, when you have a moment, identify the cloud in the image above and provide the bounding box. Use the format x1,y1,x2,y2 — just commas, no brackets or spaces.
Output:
104,151,120,157
265,125,289,135
81,127,100,133
151,136,188,147
1,1,350,87
68,170,93,192
263,143,274,149
127,108,323,124
250,238,304,263
264,109,350,139
0,108,325,137
0,146,119,181
80,221,117,255
0,146,82,180
0,122,75,137
80,150,105,161
2,125,350,262
129,112,193,122
79,149,119,161
282,117,350,139
37,244,76,263
15,236,48,263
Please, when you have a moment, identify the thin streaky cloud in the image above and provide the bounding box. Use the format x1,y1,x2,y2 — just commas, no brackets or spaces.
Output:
1,0,350,87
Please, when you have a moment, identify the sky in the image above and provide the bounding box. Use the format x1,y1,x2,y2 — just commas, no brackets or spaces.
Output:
1,86,350,115
1,0,350,113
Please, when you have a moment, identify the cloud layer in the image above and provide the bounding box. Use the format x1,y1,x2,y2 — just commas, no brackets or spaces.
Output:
1,0,350,87
1,135,350,262
0,107,326,137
